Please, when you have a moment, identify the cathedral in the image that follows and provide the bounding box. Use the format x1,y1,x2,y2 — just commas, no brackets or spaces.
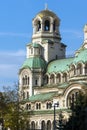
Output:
19,7,87,130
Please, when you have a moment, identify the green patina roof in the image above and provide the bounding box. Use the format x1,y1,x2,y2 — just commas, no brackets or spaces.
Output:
74,48,87,63
47,57,74,73
21,57,46,70
27,43,41,48
47,48,87,74
29,92,57,102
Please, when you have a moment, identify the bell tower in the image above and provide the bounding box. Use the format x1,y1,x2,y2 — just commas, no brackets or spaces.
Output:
32,8,66,62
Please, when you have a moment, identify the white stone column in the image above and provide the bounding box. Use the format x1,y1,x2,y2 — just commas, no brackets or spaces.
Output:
82,64,85,75
50,22,53,32
30,74,33,96
41,22,43,32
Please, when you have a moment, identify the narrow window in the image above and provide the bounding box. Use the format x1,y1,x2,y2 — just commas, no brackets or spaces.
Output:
44,20,50,31
37,21,41,31
53,21,56,31
35,79,38,85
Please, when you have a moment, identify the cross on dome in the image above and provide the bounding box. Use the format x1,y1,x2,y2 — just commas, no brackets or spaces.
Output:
45,3,48,10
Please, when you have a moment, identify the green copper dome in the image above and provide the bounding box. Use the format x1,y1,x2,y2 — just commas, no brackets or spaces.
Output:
47,58,73,73
27,43,41,48
21,57,46,70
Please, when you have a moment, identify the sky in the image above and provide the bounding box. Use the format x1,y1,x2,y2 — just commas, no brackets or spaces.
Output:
0,0,87,90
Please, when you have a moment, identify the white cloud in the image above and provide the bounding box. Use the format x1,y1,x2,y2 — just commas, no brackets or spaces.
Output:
0,32,31,38
0,50,26,87
61,29,83,39
0,50,26,57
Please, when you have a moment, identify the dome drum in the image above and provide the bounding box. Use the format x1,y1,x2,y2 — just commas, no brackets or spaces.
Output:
32,9,60,35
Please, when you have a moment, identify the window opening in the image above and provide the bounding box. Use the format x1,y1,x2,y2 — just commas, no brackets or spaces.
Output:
44,20,50,31
37,21,41,31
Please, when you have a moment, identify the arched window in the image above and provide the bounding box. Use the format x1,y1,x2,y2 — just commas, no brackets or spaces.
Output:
27,92,29,99
85,63,87,74
28,104,31,109
36,103,41,109
23,92,25,99
35,79,38,86
67,90,80,108
46,102,52,109
44,20,50,31
44,75,49,84
36,103,38,109
70,65,76,77
77,64,82,75
22,75,30,86
56,73,61,83
50,74,55,84
26,104,28,110
31,121,35,130
37,21,41,31
39,103,41,109
26,121,30,130
53,20,56,31
47,120,51,130
25,75,27,85
41,121,45,130
63,73,67,82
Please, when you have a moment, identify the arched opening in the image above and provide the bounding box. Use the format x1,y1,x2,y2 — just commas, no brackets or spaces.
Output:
22,75,30,85
46,102,52,109
41,120,45,130
37,20,41,31
31,121,35,130
63,73,67,82
26,104,28,110
50,74,55,84
44,20,50,31
36,103,41,109
67,89,80,108
56,73,61,83
53,20,56,31
47,120,51,130
44,75,49,84
23,92,25,99
27,92,29,99
26,121,30,130
85,63,87,74
28,104,31,109
77,63,82,75
70,65,76,77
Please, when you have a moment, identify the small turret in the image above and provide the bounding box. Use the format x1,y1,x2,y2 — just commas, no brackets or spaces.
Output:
84,24,87,43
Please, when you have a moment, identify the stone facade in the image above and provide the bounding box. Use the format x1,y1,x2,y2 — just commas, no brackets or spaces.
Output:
19,8,87,130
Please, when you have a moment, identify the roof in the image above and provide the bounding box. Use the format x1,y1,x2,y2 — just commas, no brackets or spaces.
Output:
29,92,57,102
47,48,87,73
36,9,59,20
27,43,41,48
47,57,74,73
21,57,46,70
74,48,87,63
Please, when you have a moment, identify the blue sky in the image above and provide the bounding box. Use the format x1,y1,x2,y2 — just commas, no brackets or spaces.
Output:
0,0,87,89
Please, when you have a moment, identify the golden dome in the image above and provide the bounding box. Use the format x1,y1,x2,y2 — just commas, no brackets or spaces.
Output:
36,9,58,19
